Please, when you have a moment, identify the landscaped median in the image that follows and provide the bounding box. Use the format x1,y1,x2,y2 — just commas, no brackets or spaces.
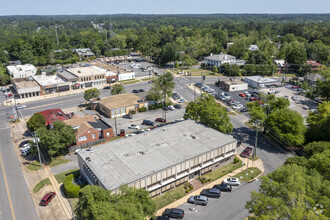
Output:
155,155,265,216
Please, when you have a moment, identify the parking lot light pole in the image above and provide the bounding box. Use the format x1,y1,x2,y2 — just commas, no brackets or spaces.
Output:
32,131,42,169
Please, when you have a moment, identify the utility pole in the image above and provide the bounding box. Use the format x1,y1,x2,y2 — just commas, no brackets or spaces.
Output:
32,131,42,169
194,85,196,101
245,156,249,176
189,72,192,86
114,115,118,136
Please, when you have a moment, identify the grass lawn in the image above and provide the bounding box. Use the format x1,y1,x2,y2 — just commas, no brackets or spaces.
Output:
33,178,51,193
26,161,42,171
121,79,141,85
249,156,259,161
153,184,186,210
273,73,296,78
202,156,242,182
48,157,69,168
234,167,262,182
141,77,156,81
55,169,80,184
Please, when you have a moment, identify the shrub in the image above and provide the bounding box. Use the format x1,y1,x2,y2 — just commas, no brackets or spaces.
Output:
131,110,136,114
63,174,80,198
184,182,193,193
149,103,162,110
198,177,210,184
139,107,147,112
234,156,240,164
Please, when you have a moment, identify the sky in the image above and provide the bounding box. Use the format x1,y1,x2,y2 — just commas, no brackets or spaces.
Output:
0,0,329,15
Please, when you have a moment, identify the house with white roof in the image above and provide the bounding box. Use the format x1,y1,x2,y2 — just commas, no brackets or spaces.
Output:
205,53,246,67
7,64,37,78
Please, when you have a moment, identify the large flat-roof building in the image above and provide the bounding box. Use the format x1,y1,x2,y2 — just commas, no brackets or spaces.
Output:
11,77,41,99
219,79,248,91
66,66,106,88
244,76,278,88
78,120,237,196
7,64,37,78
33,74,71,94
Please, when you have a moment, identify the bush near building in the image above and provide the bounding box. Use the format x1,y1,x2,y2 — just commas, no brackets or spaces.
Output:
63,174,80,198
139,107,147,112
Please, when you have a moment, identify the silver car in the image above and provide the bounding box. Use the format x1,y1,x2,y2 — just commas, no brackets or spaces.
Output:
16,104,27,109
188,195,208,206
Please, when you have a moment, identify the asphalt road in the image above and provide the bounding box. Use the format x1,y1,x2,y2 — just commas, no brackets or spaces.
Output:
0,94,38,220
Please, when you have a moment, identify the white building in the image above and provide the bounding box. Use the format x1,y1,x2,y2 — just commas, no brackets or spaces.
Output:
7,64,37,78
33,73,71,94
205,53,246,67
249,45,259,51
220,79,248,91
244,76,278,89
118,72,135,81
11,77,41,99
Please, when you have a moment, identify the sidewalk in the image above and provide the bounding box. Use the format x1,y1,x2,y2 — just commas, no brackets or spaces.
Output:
10,120,73,220
155,155,264,216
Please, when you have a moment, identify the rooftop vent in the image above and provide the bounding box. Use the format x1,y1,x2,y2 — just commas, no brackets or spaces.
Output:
191,135,196,139
86,157,91,162
139,151,145,155
78,70,81,73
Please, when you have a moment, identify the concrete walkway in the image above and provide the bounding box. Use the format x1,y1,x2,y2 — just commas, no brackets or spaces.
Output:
156,155,264,216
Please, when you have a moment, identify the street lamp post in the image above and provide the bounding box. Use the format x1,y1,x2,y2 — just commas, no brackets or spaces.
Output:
32,131,42,169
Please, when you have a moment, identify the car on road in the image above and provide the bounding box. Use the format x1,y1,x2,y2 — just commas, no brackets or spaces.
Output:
188,195,208,206
240,147,253,158
128,124,140,130
123,114,133,119
239,93,246,97
175,118,185,122
142,120,154,126
200,188,221,198
132,89,139,93
223,177,240,186
138,89,145,92
168,105,175,110
213,183,232,192
178,98,185,103
39,192,56,206
155,118,167,123
162,208,184,219
16,104,27,109
173,104,182,109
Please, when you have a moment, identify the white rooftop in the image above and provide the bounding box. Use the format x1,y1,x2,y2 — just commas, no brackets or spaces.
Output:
205,54,236,61
33,74,67,86
78,120,236,190
245,76,277,83
66,66,106,77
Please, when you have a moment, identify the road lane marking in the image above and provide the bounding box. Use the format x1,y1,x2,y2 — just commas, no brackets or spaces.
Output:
0,127,10,131
26,97,82,110
0,153,16,220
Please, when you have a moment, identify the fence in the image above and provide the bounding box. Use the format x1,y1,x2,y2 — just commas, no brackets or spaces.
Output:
69,138,106,153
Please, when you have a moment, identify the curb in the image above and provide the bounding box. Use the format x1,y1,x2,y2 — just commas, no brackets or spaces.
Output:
247,171,264,183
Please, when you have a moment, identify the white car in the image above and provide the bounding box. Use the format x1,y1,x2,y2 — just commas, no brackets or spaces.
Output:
175,118,185,122
223,177,240,186
178,98,185,103
168,105,175,110
232,104,244,109
292,96,298,101
16,104,27,109
128,124,140,130
20,144,32,156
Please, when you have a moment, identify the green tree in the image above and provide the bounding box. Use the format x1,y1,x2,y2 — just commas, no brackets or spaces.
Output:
285,41,307,64
83,88,100,101
36,121,76,158
174,61,180,68
0,64,10,85
303,141,330,157
151,72,175,105
27,113,46,132
315,68,330,101
110,84,125,95
182,54,194,68
184,93,233,133
63,174,80,198
211,65,218,73
265,108,306,146
306,101,330,142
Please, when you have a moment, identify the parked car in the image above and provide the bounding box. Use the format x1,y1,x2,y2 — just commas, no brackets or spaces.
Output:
175,118,184,122
162,106,169,111
188,195,208,206
168,105,175,110
20,144,31,156
162,208,184,219
39,192,56,206
292,85,300,89
213,183,232,192
240,107,248,112
232,104,244,110
16,104,27,109
123,114,133,119
103,86,111,89
249,97,258,101
240,147,253,158
244,91,250,96
138,89,145,92
134,130,145,134
200,188,221,198
178,98,185,103
155,118,167,123
154,216,170,220
142,120,154,126
292,96,298,101
239,93,246,97
128,124,140,129
223,177,240,186
283,95,289,99
132,89,139,93
19,140,30,147
173,104,182,109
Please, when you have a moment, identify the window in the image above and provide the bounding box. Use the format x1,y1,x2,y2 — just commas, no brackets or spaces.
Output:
92,133,95,139
106,132,110,137
78,136,87,142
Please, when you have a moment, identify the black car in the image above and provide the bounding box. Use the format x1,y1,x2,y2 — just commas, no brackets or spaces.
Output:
152,217,170,220
162,208,184,219
173,104,182,109
162,106,169,111
132,89,139,93
123,114,133,119
19,140,30,147
134,130,145,134
200,188,221,198
142,120,154,126
240,107,248,112
213,183,232,192
138,89,145,92
103,86,111,89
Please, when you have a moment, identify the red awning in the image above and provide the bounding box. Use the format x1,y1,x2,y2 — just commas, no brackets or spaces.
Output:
74,83,80,86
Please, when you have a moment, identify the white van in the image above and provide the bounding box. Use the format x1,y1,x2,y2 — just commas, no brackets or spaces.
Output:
20,144,31,156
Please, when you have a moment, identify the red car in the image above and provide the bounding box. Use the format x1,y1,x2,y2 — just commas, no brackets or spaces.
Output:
249,97,258,101
155,118,167,123
239,93,246,97
258,100,264,105
292,86,300,89
40,192,56,206
240,147,253,158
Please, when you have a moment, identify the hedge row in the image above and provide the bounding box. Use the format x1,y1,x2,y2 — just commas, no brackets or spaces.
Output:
63,174,80,198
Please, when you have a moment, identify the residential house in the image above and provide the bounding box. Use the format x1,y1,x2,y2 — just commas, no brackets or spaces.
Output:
305,60,322,69
7,64,37,78
73,48,95,57
305,73,324,89
249,45,259,51
37,109,71,126
205,53,246,67
64,115,113,147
